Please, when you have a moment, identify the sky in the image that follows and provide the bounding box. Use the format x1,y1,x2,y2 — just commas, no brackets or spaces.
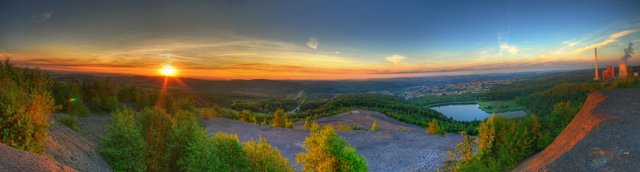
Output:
1,0,640,80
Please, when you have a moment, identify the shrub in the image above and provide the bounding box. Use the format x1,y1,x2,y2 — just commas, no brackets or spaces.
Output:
139,107,172,171
370,120,379,132
100,108,146,171
167,110,201,171
244,138,294,172
0,60,55,153
426,119,441,135
180,128,226,171
297,126,367,172
303,117,312,130
272,108,287,128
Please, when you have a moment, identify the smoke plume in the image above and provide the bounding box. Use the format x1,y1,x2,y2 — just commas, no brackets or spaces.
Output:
621,42,635,64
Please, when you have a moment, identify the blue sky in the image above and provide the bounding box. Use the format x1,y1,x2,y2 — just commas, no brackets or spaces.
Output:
1,0,639,79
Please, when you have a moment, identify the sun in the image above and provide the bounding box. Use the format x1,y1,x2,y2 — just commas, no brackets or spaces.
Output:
159,64,177,77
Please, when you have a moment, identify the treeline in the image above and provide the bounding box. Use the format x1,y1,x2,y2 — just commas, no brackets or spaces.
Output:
409,94,479,107
443,77,640,171
305,94,478,134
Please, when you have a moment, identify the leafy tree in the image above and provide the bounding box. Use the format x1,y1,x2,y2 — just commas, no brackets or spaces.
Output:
100,108,146,171
0,60,55,153
370,120,379,132
303,117,312,130
180,128,226,172
244,137,294,172
427,119,441,135
297,126,367,172
52,81,89,116
167,110,200,171
272,108,287,128
139,107,172,171
212,132,250,171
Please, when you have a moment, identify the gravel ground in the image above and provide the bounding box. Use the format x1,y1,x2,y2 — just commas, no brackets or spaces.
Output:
46,113,112,172
515,88,640,172
204,110,462,172
0,143,76,172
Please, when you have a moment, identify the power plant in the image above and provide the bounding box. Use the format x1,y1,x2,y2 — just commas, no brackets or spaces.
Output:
594,42,635,80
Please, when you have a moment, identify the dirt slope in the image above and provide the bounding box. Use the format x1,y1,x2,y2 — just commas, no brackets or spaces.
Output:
0,143,76,172
204,110,462,172
515,88,640,171
46,114,112,172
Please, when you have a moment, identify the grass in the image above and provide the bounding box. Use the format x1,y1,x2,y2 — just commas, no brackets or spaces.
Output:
477,100,525,113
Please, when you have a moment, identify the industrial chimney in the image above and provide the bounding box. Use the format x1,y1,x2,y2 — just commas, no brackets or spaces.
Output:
594,47,599,80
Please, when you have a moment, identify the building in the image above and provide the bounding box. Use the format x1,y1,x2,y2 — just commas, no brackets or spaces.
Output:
602,66,615,80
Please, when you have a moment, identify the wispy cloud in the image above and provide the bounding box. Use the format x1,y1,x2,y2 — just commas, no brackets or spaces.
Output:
573,29,639,54
306,37,319,49
562,40,580,47
33,12,54,22
384,54,406,64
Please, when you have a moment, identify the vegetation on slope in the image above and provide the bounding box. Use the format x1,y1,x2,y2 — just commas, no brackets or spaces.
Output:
297,123,368,172
0,60,55,153
442,77,640,172
306,94,478,134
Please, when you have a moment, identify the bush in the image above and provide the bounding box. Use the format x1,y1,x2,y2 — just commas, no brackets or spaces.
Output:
303,117,312,130
180,128,226,171
56,114,79,131
0,60,55,153
272,108,287,128
244,138,294,172
370,120,379,132
426,119,442,135
167,110,201,171
100,108,146,171
139,107,172,171
297,126,368,172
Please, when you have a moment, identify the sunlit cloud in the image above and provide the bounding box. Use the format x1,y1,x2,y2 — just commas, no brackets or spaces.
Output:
384,54,406,64
499,43,519,55
306,37,319,49
573,29,639,54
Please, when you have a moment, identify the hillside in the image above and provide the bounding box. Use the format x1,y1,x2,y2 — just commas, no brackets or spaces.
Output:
0,143,75,172
515,88,640,171
204,110,463,171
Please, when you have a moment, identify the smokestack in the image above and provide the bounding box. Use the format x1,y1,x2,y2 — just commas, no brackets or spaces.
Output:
594,47,599,80
619,42,635,77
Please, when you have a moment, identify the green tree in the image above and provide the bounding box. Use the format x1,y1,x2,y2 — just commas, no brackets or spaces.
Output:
167,110,200,171
0,60,55,153
297,126,367,172
100,108,146,171
244,137,294,172
180,128,226,172
370,120,379,132
272,108,287,128
139,107,172,171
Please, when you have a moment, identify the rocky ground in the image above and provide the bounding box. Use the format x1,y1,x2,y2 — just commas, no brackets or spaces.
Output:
204,110,463,172
515,88,640,171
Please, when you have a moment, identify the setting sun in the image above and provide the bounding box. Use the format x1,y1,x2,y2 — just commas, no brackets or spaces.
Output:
159,64,177,77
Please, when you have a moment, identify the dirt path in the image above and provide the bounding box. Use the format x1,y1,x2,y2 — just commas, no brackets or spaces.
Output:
204,110,462,172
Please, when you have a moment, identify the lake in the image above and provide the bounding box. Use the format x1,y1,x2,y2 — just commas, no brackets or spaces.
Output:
430,104,527,121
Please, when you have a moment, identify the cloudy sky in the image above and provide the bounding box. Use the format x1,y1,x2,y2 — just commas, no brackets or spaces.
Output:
1,0,639,79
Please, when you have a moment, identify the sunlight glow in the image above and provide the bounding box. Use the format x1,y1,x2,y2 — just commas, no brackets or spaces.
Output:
159,64,177,77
